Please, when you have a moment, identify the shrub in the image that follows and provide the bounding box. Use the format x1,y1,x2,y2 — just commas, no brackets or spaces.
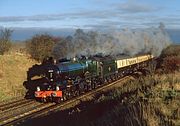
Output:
157,45,180,73
162,56,180,72
161,45,180,58
0,28,12,55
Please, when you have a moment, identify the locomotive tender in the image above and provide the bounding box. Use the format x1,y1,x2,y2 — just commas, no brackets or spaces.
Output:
33,54,154,103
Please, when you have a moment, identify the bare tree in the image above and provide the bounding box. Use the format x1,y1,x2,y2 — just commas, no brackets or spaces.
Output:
0,28,13,55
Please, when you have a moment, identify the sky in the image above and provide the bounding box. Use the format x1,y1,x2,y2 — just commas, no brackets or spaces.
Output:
0,0,180,30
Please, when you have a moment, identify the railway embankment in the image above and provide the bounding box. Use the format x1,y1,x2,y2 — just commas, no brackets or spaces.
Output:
0,52,37,101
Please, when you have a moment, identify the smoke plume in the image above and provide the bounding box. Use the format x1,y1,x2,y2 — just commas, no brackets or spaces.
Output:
53,23,172,59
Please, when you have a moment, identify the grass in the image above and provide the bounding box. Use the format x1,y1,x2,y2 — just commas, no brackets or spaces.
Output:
0,51,37,101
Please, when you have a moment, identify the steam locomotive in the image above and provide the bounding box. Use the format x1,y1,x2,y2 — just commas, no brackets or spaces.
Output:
24,54,154,103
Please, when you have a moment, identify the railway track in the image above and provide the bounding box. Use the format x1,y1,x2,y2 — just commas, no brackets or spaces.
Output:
0,102,52,125
0,100,37,115
0,76,131,126
0,99,33,112
0,98,25,108
0,97,24,104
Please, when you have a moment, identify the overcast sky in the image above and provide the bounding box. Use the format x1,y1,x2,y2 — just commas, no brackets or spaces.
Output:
0,0,180,29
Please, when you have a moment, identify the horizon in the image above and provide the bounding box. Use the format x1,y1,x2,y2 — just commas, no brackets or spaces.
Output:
6,27,180,44
1,0,180,29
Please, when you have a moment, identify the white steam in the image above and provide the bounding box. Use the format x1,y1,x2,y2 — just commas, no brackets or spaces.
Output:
53,23,172,59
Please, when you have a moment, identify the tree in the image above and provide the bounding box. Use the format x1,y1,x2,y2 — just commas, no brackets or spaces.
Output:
26,34,58,61
0,28,12,55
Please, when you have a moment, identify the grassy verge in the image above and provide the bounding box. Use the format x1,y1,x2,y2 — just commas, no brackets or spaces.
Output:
0,52,37,101
91,72,180,126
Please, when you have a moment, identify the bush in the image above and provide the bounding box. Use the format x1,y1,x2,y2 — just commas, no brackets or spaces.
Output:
162,56,180,72
157,45,180,72
0,28,12,55
26,34,59,61
161,45,180,58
